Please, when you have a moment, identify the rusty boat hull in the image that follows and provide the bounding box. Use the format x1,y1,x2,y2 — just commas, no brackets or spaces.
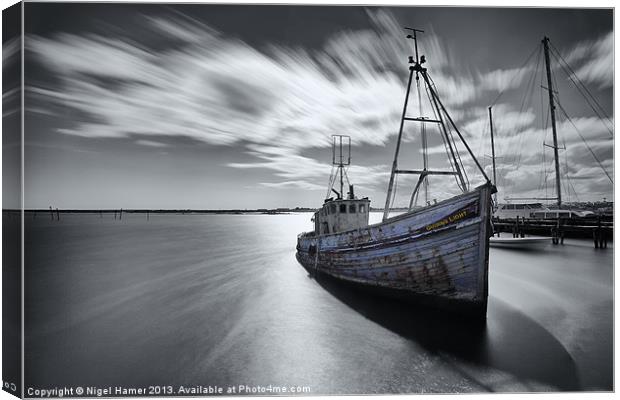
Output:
296,183,494,318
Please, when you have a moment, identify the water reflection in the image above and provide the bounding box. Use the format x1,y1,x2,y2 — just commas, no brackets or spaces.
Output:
312,273,580,391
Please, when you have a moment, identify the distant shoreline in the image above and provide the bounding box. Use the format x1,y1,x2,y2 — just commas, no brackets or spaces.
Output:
5,209,317,214
3,208,406,215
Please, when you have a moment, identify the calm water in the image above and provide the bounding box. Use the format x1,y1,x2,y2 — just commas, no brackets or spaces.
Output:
24,213,613,393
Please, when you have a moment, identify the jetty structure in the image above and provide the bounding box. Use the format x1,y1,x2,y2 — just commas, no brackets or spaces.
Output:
296,29,496,318
487,37,613,247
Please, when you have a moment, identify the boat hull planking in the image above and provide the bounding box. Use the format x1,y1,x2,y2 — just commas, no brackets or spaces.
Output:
296,183,493,317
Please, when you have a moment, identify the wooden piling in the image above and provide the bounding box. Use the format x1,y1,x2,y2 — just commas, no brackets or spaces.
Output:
593,229,599,249
56,208,60,221
49,206,54,220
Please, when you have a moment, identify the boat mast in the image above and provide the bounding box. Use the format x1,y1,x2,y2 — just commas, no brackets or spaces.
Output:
339,142,344,199
488,106,497,204
542,37,562,208
382,43,416,221
383,28,490,222
329,135,351,200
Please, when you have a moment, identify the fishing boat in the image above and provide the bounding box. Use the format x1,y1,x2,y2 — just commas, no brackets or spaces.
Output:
296,29,495,318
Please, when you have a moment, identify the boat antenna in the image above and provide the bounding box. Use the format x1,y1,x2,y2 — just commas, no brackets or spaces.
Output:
327,135,351,200
405,27,424,71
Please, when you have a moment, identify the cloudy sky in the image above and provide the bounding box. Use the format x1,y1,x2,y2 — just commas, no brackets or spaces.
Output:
16,3,613,209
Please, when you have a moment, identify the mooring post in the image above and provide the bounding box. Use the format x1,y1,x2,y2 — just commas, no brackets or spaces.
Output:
56,208,60,221
120,208,123,220
147,210,149,221
514,216,520,238
593,228,599,249
114,211,117,220
594,216,606,249
49,206,54,220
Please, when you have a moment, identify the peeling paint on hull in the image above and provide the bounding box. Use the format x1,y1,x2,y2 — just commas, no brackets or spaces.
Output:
296,183,493,318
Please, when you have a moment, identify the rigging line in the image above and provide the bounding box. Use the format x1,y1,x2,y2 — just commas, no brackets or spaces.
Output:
544,144,548,201
424,83,463,191
520,48,542,172
509,47,539,172
538,142,545,193
564,147,580,203
513,47,541,173
490,42,542,108
448,123,472,187
561,120,571,204
549,42,614,135
412,177,421,208
325,165,336,199
543,105,551,201
416,77,429,203
476,114,490,165
536,125,548,193
390,171,399,211
343,167,352,192
536,49,547,196
548,49,614,137
553,69,615,140
556,100,614,184
446,120,470,189
426,73,474,187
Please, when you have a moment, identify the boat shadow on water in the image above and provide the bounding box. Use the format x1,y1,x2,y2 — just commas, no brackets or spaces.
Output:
311,273,580,392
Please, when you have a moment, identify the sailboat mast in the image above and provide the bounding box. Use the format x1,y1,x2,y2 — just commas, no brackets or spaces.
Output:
542,36,562,207
339,138,344,198
488,106,497,202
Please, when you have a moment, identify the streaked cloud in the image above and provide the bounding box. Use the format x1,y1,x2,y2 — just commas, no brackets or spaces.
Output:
258,181,325,191
135,139,170,147
564,31,613,89
24,9,613,203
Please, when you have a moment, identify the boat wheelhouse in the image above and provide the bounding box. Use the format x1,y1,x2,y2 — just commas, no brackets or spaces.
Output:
313,196,370,235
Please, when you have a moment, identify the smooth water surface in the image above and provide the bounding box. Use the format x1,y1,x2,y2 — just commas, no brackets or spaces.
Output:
24,213,613,393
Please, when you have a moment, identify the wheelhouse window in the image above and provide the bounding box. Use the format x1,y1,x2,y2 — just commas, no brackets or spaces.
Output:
330,204,336,214
340,204,347,213
349,204,356,213
359,204,366,213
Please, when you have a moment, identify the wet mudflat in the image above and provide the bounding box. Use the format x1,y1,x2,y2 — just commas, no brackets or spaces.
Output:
24,213,612,393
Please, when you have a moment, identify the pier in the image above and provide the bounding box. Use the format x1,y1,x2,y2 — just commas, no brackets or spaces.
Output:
492,216,612,248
